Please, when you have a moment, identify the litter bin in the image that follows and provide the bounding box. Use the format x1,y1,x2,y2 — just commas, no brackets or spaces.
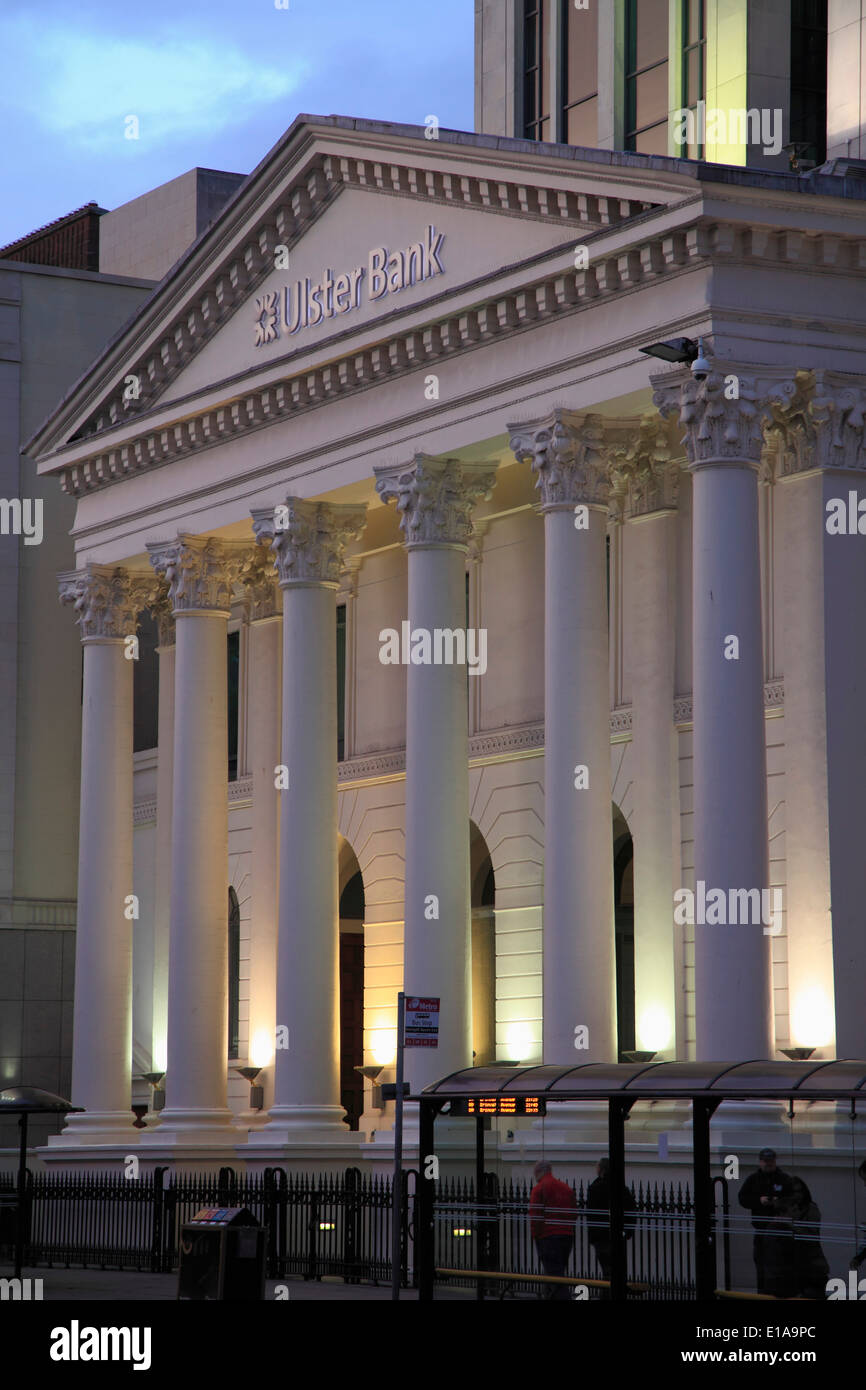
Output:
177,1207,266,1300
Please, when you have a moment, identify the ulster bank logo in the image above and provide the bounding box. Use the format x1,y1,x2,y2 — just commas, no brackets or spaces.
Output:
253,224,445,346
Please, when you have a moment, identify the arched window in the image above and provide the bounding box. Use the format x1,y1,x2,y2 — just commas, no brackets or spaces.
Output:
228,886,240,1060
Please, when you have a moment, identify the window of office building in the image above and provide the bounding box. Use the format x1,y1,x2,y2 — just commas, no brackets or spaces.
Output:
790,0,827,166
562,0,598,146
523,0,552,140
681,0,706,158
625,0,670,155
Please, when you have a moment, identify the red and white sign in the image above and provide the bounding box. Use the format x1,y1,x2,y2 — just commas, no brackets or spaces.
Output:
404,996,440,1048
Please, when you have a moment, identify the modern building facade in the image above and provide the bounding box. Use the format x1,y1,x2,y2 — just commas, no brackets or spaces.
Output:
4,2,866,1177
476,0,835,168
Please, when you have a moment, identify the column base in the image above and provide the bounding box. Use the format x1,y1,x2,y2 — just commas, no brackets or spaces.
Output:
245,1104,354,1145
235,1107,272,1132
242,1107,368,1170
44,1112,141,1147
139,1107,240,1147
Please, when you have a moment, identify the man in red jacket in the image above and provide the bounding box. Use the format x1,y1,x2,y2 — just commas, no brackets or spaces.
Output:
529,1161,577,1299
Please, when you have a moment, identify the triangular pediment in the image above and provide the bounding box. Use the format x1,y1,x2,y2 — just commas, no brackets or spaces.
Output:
154,183,587,408
29,115,692,487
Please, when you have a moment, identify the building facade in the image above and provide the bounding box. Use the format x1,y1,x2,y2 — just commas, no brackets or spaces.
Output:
0,3,861,1176
24,95,866,1168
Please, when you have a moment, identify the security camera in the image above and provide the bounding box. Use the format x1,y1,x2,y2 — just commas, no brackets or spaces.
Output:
691,337,711,381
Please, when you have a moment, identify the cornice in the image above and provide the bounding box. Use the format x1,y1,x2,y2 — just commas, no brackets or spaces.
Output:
50,213,866,498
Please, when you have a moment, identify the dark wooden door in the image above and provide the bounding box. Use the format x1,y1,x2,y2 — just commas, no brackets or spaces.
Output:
339,933,364,1130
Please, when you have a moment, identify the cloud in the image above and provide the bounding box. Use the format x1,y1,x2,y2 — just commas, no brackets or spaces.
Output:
2,17,307,150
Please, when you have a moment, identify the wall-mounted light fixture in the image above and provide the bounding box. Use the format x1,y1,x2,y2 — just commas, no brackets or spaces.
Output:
355,1063,386,1109
142,1072,165,1111
622,1051,657,1063
235,1066,264,1110
780,1047,815,1061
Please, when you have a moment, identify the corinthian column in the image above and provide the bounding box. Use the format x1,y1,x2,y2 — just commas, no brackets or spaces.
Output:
145,535,248,1142
250,498,366,1142
54,564,147,1143
510,411,616,1063
654,364,790,1059
374,455,496,1093
610,417,682,1059
239,547,282,1114
768,372,866,1058
150,585,174,1080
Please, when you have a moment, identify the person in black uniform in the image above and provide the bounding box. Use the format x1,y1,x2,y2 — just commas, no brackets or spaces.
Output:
738,1148,794,1294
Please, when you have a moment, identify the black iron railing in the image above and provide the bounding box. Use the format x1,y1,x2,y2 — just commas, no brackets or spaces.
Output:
436,1176,696,1299
0,1167,701,1295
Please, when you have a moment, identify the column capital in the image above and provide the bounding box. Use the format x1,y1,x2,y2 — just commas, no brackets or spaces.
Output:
337,554,362,603
58,563,152,641
467,517,490,565
251,498,367,586
508,409,609,509
652,362,798,469
238,543,283,620
764,368,866,478
146,534,249,613
373,454,496,547
147,578,175,647
602,414,682,519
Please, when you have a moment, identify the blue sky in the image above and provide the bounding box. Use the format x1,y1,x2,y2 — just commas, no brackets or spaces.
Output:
0,0,474,248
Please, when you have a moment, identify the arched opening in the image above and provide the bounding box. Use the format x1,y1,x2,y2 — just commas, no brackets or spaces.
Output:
612,806,635,1059
470,821,496,1066
228,886,240,1061
338,843,365,1131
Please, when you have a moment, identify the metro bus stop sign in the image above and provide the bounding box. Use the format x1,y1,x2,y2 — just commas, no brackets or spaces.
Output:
404,996,440,1048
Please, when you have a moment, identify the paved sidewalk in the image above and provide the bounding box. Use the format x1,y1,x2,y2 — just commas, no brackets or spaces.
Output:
3,1266,477,1301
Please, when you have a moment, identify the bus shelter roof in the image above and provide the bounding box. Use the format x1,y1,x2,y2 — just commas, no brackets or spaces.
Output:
419,1060,866,1102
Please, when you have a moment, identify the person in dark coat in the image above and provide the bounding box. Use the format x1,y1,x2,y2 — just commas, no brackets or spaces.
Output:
529,1161,578,1299
784,1177,830,1299
737,1148,794,1294
585,1157,637,1294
